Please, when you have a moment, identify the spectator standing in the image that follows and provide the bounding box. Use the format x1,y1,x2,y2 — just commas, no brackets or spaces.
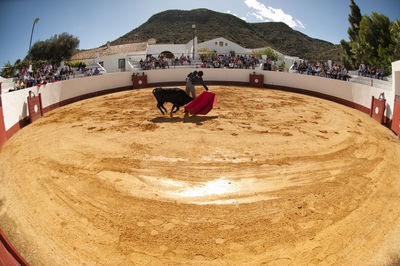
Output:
377,68,384,80
339,66,348,81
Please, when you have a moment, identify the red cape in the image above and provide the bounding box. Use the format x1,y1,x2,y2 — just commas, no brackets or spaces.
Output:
184,91,217,115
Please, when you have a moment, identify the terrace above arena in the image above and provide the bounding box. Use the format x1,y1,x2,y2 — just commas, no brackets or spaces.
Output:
70,37,298,73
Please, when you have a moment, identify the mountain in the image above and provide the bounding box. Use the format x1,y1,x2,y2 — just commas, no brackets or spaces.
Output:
111,8,343,62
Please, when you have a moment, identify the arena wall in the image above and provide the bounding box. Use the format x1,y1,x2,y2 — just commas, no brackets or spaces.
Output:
393,60,400,97
0,67,397,147
0,84,7,147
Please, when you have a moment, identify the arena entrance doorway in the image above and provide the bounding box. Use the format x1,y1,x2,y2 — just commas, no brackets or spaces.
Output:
160,51,174,59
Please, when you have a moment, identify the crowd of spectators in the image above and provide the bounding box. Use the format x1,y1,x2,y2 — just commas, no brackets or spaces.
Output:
138,54,388,84
290,61,387,81
9,63,101,92
4,54,388,93
199,54,262,69
136,53,358,82
140,54,194,70
290,60,351,81
11,64,72,91
139,53,264,70
140,56,168,70
357,64,385,80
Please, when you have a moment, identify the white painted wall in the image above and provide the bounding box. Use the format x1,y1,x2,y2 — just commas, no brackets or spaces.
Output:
1,68,396,133
2,72,132,131
265,70,393,110
39,72,132,108
0,77,15,94
147,44,189,57
198,37,248,55
95,53,143,73
392,60,400,96
2,89,31,130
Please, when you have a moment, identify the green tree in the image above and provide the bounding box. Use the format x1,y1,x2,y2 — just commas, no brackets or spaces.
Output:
0,61,14,78
341,0,362,69
391,19,400,61
340,39,353,69
348,0,362,43
13,59,29,72
252,47,280,61
355,12,395,74
29,33,79,64
341,0,400,74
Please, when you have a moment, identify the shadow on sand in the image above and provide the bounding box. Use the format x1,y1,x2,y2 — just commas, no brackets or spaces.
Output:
150,114,218,125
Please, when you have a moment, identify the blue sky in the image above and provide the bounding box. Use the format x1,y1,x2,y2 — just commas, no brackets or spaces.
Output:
0,0,399,68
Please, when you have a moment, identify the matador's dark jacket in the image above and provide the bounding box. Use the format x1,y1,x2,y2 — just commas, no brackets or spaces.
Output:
187,71,209,91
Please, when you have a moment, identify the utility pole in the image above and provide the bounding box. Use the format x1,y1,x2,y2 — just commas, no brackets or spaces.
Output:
28,17,40,68
192,24,196,63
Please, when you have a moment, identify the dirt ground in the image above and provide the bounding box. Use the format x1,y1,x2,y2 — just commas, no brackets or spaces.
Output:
1,85,400,265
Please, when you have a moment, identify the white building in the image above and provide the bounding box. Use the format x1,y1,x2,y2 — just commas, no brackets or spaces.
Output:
0,76,15,94
146,38,196,59
197,37,248,55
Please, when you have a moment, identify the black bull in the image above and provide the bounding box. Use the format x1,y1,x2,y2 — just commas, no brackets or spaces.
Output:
152,87,193,116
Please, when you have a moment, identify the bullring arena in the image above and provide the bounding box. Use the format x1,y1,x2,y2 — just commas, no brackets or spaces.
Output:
1,66,400,265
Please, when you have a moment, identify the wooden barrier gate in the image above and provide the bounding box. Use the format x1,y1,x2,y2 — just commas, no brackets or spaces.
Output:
391,95,400,137
369,93,386,124
132,74,148,89
249,74,264,88
27,91,43,123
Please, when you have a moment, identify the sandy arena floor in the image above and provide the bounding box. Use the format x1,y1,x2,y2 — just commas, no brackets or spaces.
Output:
1,85,400,265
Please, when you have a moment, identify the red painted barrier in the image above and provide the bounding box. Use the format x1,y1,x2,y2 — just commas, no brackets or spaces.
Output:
369,93,386,124
249,74,264,88
0,230,30,266
132,74,147,89
391,96,400,137
0,83,8,147
27,91,43,123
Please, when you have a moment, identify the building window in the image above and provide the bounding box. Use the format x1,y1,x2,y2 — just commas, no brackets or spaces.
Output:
215,42,218,46
219,41,224,47
118,59,125,70
225,43,228,46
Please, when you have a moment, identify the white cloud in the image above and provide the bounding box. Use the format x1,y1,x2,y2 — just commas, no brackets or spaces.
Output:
251,12,266,21
295,19,304,28
244,0,304,29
